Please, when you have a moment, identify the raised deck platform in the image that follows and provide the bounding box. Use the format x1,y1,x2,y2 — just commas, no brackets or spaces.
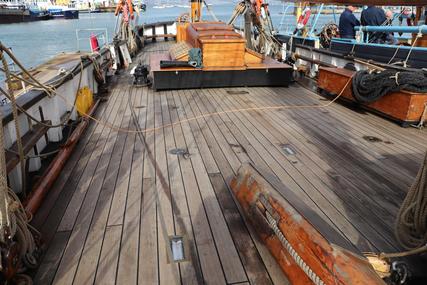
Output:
150,53,293,91
31,42,427,285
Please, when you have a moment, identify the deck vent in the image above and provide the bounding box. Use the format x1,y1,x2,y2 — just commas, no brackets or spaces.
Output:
168,236,188,263
280,144,296,156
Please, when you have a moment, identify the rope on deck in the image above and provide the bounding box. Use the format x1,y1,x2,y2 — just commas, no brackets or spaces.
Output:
393,150,427,252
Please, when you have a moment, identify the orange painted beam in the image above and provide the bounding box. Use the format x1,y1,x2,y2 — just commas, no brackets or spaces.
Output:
230,163,386,285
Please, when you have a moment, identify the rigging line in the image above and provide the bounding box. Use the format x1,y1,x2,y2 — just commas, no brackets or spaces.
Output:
0,61,84,129
1,50,26,197
203,0,218,22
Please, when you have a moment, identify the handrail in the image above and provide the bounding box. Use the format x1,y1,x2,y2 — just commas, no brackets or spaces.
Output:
75,28,109,52
354,25,427,34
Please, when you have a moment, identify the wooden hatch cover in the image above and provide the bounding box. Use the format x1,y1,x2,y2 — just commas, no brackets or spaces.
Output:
230,163,386,285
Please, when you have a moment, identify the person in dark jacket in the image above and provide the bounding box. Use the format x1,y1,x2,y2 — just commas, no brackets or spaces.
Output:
361,5,397,44
339,6,360,39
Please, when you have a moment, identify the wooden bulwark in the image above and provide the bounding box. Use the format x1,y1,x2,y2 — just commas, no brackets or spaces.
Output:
6,122,50,174
31,41,427,285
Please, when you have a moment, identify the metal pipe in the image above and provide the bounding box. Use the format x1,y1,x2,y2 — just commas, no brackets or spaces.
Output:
24,99,100,215
309,3,324,36
355,25,427,34
294,53,336,68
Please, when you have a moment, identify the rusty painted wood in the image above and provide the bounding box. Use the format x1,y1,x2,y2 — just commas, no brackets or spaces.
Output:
230,163,386,285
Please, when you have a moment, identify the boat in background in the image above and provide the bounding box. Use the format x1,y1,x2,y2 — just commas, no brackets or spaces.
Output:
0,0,52,23
35,0,79,19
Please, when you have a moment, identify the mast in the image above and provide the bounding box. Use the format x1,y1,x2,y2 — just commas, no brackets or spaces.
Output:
190,0,201,22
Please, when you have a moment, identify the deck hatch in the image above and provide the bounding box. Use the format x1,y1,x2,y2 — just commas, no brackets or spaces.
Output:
168,235,188,263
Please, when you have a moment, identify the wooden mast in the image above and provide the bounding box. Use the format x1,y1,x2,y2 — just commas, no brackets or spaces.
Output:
190,0,202,22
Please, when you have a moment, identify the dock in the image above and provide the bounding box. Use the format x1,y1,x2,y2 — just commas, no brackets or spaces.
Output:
32,41,427,285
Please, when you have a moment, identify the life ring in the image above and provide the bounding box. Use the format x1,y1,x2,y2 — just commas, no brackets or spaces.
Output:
297,7,311,30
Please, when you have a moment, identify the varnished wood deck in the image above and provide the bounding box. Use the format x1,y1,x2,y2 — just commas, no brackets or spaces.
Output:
32,42,427,285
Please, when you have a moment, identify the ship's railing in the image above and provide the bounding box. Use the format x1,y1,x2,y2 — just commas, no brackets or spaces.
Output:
355,25,427,34
354,25,427,43
75,28,109,52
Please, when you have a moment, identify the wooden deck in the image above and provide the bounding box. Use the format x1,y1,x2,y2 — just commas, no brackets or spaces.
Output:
31,42,427,285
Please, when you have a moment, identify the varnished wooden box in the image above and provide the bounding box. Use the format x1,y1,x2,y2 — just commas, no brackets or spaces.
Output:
318,67,427,125
186,22,246,68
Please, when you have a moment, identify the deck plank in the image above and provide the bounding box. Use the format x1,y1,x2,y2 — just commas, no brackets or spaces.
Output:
33,231,71,285
94,225,122,285
221,87,397,251
253,87,412,211
115,86,144,284
138,87,159,284
194,90,288,285
71,86,129,285
236,88,398,244
53,85,129,285
154,89,181,284
171,90,227,284
33,87,121,243
162,91,202,285
179,90,248,284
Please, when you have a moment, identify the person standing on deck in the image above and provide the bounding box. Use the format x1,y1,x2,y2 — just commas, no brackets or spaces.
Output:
361,5,397,44
339,5,360,39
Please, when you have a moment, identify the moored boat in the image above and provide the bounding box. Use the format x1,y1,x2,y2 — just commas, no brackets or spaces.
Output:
0,0,52,23
35,0,79,19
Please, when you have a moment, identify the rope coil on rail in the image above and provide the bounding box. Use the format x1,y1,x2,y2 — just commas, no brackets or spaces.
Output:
352,69,427,104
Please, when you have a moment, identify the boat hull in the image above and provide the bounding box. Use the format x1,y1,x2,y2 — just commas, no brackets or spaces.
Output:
0,7,51,23
64,9,78,19
230,163,386,285
48,8,79,19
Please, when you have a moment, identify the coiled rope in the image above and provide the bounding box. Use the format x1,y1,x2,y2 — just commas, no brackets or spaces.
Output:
364,151,427,266
119,20,137,55
393,151,427,252
352,69,427,104
0,105,39,281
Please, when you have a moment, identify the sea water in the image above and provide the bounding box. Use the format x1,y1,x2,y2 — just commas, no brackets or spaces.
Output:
0,1,337,70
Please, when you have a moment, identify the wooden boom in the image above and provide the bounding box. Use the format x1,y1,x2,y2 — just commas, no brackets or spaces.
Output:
291,0,427,6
